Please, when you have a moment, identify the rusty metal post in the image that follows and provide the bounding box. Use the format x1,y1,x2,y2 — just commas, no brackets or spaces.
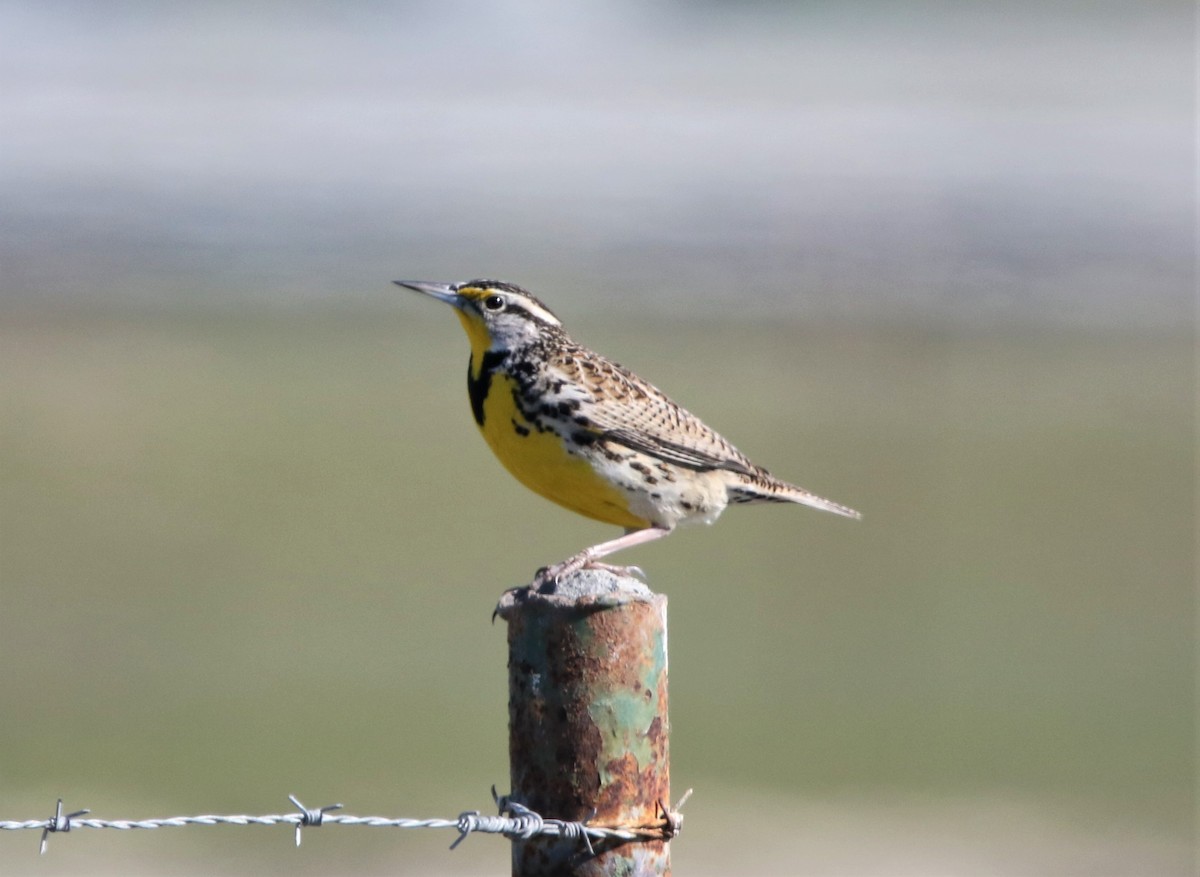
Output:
495,569,671,877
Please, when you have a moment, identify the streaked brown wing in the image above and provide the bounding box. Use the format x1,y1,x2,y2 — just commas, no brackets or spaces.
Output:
564,347,759,475
598,427,757,475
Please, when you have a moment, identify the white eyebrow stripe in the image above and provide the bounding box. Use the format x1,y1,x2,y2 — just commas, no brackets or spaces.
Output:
515,298,562,327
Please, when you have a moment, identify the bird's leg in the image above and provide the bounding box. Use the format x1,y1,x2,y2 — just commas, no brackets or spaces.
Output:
534,526,672,591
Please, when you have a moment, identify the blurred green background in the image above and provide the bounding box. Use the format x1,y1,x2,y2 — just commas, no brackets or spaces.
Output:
2,2,1193,875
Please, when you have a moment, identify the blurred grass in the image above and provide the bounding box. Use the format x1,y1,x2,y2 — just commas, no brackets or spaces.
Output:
0,307,1192,872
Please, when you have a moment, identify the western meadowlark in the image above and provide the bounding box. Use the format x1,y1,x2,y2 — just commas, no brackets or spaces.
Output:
396,279,860,585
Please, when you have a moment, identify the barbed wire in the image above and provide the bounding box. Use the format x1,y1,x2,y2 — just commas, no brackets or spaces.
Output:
1,788,691,856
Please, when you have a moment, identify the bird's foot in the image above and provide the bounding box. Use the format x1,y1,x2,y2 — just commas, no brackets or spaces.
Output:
533,552,588,592
533,553,646,592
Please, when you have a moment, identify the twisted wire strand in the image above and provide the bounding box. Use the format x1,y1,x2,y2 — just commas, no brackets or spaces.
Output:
1,792,689,855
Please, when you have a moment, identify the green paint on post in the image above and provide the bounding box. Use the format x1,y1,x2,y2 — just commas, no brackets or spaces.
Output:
496,570,672,877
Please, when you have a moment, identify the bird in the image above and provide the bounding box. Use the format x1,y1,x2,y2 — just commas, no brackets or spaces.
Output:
395,279,860,586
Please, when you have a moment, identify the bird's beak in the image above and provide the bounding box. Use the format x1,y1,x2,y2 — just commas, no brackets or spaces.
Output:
393,280,462,306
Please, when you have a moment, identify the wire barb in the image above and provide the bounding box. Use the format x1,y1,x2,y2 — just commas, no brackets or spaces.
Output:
451,810,506,850
287,795,343,847
502,801,545,840
659,787,692,839
39,799,90,855
558,807,597,857
490,783,510,814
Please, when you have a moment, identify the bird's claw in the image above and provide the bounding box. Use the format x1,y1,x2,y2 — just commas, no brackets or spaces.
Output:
532,556,646,591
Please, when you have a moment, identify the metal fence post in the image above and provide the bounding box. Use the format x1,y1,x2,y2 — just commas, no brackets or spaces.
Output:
495,569,671,877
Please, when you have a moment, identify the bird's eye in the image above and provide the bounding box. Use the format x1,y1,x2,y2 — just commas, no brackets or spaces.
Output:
483,295,505,311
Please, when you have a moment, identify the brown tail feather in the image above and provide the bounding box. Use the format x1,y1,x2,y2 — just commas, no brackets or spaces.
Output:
729,475,861,519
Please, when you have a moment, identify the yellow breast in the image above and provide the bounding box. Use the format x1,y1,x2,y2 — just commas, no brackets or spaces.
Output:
475,372,650,530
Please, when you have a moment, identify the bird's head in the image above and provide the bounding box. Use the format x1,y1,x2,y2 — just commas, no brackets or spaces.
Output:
394,279,562,356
